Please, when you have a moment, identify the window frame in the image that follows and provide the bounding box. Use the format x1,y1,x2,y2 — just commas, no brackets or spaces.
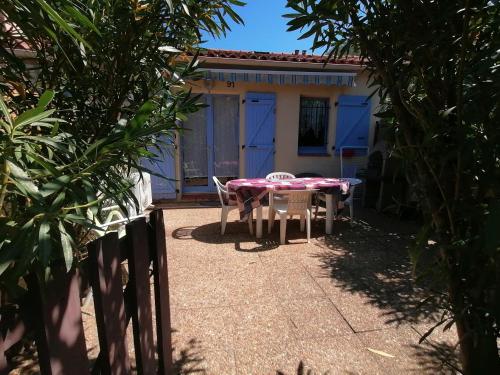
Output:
297,96,330,156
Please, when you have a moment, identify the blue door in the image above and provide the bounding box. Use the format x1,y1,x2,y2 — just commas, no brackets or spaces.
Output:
245,92,276,178
146,134,176,200
182,95,240,192
334,95,371,153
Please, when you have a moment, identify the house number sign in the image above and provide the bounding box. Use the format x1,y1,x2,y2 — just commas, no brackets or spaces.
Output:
226,81,235,88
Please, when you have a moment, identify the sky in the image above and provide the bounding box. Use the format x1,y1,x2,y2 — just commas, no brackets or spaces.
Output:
201,0,314,54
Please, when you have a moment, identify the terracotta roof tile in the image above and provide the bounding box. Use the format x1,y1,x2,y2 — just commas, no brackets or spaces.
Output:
188,49,362,65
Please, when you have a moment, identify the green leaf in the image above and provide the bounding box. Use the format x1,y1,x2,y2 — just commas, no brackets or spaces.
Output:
63,5,101,36
0,92,12,126
58,221,73,271
6,160,40,197
374,109,395,118
40,175,71,197
38,220,52,267
18,135,69,153
36,0,90,48
13,109,56,129
37,90,55,109
129,101,155,129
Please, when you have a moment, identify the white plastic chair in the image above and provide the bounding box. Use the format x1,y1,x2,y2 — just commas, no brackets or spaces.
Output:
314,178,362,220
265,172,296,232
343,178,362,218
213,176,253,235
268,190,317,245
265,172,295,181
88,205,145,238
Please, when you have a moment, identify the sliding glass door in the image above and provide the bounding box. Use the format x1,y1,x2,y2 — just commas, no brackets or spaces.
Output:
182,95,239,192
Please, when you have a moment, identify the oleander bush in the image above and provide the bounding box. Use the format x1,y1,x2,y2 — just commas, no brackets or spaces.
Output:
285,1,499,372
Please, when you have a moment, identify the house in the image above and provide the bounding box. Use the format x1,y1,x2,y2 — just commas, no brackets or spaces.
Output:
149,49,379,200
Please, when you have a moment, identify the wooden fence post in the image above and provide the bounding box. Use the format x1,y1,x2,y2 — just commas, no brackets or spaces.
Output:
126,218,155,374
88,232,131,375
149,210,173,375
0,310,28,375
28,269,89,375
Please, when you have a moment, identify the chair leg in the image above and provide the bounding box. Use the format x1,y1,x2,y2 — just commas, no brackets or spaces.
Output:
268,206,275,234
314,203,319,221
306,209,311,243
221,207,229,235
279,213,287,245
248,210,254,235
349,203,354,220
300,215,305,232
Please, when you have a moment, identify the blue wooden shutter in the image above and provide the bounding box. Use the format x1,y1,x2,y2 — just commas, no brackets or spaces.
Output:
334,95,371,154
245,93,276,178
146,135,176,200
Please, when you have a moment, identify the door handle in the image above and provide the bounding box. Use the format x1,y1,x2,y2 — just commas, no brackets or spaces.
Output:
248,145,257,148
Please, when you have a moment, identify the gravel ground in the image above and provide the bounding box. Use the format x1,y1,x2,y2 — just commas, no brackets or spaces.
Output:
8,204,460,374
163,205,460,374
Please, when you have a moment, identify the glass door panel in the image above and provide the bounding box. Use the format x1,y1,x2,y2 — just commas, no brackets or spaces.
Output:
213,95,239,184
182,99,209,187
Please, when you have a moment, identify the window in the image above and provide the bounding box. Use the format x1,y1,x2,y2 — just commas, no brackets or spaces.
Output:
298,97,330,155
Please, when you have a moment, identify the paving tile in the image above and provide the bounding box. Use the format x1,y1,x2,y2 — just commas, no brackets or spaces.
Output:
356,327,421,374
174,347,237,375
232,303,295,349
315,281,396,332
171,306,236,352
280,297,353,340
411,320,458,347
312,274,358,298
222,259,277,306
158,207,453,373
261,256,326,301
313,274,417,332
356,326,459,374
234,342,303,375
296,334,385,374
231,301,302,374
168,257,234,308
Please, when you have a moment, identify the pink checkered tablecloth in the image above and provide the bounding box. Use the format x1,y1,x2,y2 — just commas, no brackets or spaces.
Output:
227,177,350,220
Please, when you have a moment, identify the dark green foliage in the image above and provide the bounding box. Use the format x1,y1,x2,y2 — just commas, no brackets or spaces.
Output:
285,1,499,373
0,1,243,295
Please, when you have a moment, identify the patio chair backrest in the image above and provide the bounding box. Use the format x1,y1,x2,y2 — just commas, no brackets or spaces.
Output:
213,176,230,207
273,190,317,215
266,172,295,181
345,178,362,204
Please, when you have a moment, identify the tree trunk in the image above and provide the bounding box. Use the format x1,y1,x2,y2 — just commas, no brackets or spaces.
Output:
448,258,500,375
455,315,500,374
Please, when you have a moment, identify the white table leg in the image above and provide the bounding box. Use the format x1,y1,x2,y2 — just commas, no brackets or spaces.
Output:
256,205,263,239
325,193,333,235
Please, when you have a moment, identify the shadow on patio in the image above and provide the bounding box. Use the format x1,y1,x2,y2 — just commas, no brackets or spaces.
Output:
172,218,330,253
167,206,461,373
314,216,442,326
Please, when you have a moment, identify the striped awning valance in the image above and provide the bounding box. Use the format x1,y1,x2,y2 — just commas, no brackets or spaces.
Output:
199,68,356,87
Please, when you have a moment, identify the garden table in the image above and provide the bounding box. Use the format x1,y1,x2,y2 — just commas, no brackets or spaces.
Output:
226,177,350,238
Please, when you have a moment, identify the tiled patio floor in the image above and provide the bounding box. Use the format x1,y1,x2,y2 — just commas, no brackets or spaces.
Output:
164,206,460,374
